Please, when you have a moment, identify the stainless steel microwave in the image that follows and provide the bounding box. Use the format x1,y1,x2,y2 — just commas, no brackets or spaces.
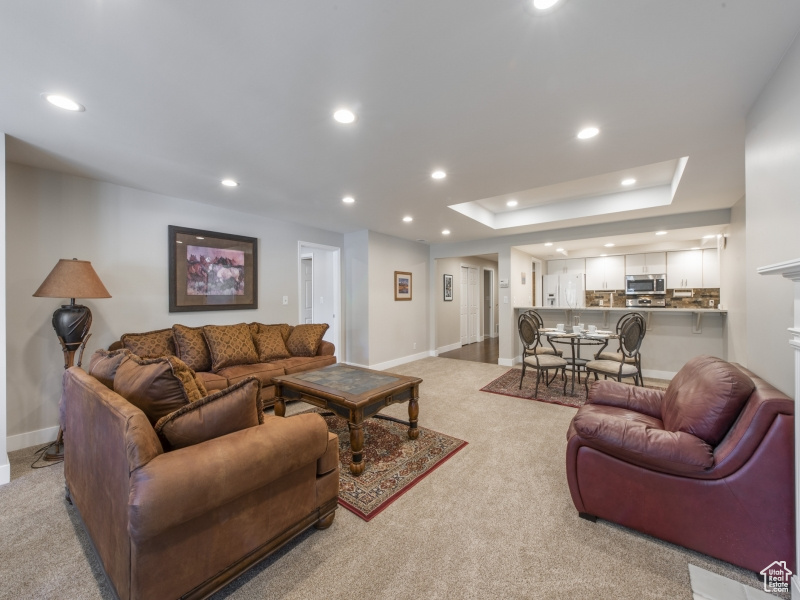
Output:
625,274,666,296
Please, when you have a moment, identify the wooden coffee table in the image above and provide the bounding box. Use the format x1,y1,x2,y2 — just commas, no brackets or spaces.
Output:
272,364,422,476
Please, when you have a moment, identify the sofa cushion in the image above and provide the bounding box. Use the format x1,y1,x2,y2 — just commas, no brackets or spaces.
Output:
114,355,208,426
121,328,176,358
285,324,329,357
154,378,263,450
195,371,229,393
203,323,259,371
662,355,755,446
172,324,212,372
87,348,131,389
216,363,285,388
250,322,291,342
253,326,292,361
269,355,337,375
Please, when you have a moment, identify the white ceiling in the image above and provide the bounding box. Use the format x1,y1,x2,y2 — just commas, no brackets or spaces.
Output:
2,1,800,247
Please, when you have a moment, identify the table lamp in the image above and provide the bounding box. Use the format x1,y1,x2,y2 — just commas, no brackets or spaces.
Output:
33,258,111,459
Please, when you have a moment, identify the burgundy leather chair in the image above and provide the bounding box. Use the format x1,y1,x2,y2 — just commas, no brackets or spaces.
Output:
566,355,795,573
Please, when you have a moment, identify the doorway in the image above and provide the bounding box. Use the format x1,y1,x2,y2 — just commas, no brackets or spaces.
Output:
460,265,479,346
297,242,341,358
483,268,495,338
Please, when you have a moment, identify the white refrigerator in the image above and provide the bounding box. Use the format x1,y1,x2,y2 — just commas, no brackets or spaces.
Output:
542,274,586,308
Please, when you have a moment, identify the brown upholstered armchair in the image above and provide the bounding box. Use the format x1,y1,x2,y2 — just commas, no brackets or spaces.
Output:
566,355,795,573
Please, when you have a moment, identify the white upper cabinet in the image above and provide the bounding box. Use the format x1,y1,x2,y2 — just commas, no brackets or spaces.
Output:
702,248,720,288
586,255,625,290
667,250,703,288
625,252,667,275
547,258,585,275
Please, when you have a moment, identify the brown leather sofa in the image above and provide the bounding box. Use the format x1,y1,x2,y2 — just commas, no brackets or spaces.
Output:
63,366,339,600
566,355,795,573
109,322,336,408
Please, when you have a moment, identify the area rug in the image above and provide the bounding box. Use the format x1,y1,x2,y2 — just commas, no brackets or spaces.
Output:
301,409,468,521
480,369,587,408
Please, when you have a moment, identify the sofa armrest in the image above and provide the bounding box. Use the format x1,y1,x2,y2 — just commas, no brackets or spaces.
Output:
128,413,329,541
572,406,713,475
316,340,335,356
587,380,664,419
317,431,339,476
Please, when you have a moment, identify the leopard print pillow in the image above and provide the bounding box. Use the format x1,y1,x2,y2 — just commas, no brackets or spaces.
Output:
203,323,259,371
172,324,212,372
121,328,176,358
285,324,329,357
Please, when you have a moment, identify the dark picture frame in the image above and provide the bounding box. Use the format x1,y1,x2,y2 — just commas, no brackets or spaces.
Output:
394,271,412,301
168,225,258,312
443,274,454,301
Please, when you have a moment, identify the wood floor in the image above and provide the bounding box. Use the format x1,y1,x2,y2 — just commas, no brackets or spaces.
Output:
438,337,499,364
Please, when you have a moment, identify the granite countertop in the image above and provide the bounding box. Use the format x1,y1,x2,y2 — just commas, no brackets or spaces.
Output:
517,306,728,314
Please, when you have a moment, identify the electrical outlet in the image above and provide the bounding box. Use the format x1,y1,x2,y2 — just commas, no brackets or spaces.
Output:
709,299,714,307
282,296,288,305
599,299,604,306
413,342,417,350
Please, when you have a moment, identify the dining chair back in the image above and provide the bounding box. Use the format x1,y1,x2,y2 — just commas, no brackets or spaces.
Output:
584,313,646,392
517,312,568,396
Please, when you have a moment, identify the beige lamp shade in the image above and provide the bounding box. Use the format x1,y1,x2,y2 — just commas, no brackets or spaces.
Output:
33,259,111,299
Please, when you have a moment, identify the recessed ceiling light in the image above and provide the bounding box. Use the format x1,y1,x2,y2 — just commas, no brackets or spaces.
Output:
655,231,668,236
221,179,238,187
431,170,447,180
333,109,356,124
544,242,553,247
691,247,701,250
506,199,518,207
403,216,413,223
442,229,451,235
556,248,564,252
577,126,599,140
702,234,716,239
604,243,615,247
176,241,183,244
196,236,205,240
342,196,355,204
43,93,85,112
600,254,608,257
533,0,561,8
621,178,636,186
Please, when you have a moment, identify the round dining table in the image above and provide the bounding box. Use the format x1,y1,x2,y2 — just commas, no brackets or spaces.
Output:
542,329,616,395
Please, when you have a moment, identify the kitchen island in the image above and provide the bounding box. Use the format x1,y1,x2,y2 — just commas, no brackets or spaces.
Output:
515,306,728,380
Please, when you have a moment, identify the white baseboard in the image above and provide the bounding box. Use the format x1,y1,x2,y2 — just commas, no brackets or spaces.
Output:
0,456,9,485
642,369,675,381
436,342,462,355
498,357,515,367
7,425,59,452
368,351,435,371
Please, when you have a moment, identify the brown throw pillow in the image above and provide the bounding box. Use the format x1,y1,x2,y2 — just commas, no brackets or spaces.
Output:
121,328,176,358
249,322,291,342
113,354,207,426
172,324,212,372
87,349,131,389
203,323,259,371
285,323,329,357
253,325,292,361
154,378,263,450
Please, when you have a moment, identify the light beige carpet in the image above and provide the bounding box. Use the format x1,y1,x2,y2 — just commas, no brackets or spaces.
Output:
0,358,765,599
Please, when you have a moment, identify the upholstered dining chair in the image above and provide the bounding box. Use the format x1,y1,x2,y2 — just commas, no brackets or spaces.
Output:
518,312,568,396
583,313,645,392
522,310,563,357
593,311,643,382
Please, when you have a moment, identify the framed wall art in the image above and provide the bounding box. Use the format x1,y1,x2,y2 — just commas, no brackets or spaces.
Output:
394,271,412,301
443,274,454,301
168,225,258,312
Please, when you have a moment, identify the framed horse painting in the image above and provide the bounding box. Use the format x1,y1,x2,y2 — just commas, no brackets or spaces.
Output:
168,225,258,312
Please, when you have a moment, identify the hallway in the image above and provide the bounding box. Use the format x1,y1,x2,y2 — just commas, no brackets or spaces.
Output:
438,337,499,365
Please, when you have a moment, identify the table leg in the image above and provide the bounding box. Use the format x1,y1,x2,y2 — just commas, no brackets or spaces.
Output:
407,397,419,440
349,421,365,475
570,339,577,394
274,397,286,417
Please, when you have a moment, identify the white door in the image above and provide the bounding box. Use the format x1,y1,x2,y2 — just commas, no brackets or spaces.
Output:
460,266,469,345
469,267,479,344
483,270,491,337
301,257,313,324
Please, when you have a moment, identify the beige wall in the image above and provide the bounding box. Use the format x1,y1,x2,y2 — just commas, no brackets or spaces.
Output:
0,138,8,482
435,256,498,352
721,196,746,364
5,163,344,447
745,32,800,395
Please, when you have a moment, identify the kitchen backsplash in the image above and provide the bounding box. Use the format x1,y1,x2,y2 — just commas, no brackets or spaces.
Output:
585,289,721,309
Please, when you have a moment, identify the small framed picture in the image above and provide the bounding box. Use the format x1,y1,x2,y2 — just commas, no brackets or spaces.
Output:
443,274,454,301
521,272,526,285
394,271,412,301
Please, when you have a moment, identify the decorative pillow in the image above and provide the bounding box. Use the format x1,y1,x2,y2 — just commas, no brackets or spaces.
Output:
154,378,263,450
249,322,291,342
285,323,329,357
661,355,755,446
253,325,292,361
113,354,208,426
172,324,212,372
203,323,259,371
121,328,176,358
87,348,131,389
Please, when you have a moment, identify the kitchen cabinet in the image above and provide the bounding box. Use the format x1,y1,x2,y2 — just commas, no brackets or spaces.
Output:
585,255,625,290
702,248,720,288
547,258,585,276
667,250,703,288
625,252,666,275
